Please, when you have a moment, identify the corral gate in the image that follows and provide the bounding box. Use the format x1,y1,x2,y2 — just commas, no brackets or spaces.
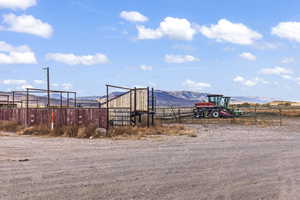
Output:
102,85,155,128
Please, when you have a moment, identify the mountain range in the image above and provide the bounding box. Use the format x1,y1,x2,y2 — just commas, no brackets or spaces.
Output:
78,90,277,107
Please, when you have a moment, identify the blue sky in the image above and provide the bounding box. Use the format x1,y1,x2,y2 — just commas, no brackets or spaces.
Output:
1,0,300,100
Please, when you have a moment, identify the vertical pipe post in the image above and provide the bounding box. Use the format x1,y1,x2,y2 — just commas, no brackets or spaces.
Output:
43,67,51,108
254,105,257,125
67,92,69,108
279,107,282,126
147,87,150,128
74,92,77,108
26,88,29,126
60,92,63,108
12,91,15,108
151,88,155,126
106,85,109,134
47,68,50,107
130,89,132,125
6,95,9,107
134,87,137,126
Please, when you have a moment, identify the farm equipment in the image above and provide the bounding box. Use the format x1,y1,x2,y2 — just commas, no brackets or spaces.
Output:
193,94,242,118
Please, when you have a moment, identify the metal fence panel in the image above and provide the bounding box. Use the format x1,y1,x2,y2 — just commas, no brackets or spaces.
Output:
0,108,107,129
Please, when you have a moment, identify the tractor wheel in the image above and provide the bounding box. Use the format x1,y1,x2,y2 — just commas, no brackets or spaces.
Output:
212,110,220,118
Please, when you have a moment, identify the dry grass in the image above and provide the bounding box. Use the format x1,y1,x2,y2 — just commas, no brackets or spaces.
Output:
20,125,51,136
0,119,196,140
164,117,278,127
18,124,98,138
108,125,196,140
0,121,24,132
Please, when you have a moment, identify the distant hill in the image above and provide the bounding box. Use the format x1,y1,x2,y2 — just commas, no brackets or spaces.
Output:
90,90,278,107
155,91,276,106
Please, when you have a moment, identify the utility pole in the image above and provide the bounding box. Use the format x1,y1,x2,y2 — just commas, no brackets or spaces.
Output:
43,67,50,107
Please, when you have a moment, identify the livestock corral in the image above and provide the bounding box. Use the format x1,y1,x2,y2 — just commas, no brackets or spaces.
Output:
0,84,299,134
0,85,156,132
3,85,300,200
2,86,300,199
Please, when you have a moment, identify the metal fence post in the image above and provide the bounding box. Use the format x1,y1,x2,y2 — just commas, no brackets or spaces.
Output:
254,105,257,125
151,88,155,126
106,85,109,135
147,87,150,128
279,107,282,126
26,88,29,126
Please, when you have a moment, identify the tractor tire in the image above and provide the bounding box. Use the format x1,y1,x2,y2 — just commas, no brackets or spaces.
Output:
211,110,220,118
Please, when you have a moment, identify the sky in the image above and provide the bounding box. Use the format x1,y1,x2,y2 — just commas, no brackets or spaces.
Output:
0,0,300,99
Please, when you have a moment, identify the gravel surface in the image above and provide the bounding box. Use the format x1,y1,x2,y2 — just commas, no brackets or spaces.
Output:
1,119,300,200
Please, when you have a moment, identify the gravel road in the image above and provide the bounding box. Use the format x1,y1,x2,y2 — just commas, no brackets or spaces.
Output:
1,120,300,200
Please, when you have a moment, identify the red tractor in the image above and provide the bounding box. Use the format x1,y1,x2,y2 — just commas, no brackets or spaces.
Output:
193,94,239,118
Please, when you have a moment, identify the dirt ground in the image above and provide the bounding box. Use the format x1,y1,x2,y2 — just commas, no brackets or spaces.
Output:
1,119,300,200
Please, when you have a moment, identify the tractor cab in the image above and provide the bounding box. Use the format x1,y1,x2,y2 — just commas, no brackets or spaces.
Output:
195,94,226,108
223,97,231,109
207,94,224,107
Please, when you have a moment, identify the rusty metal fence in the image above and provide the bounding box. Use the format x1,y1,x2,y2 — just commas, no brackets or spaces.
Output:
0,108,107,128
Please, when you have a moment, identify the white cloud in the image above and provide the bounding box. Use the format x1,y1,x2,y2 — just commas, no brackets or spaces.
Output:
254,42,279,50
183,79,211,91
136,26,163,39
233,76,268,87
46,53,109,66
165,54,199,63
0,0,36,10
33,80,45,84
281,57,295,64
272,22,300,42
137,17,196,40
140,65,152,71
1,79,27,85
62,83,72,90
198,19,262,45
260,66,292,75
1,13,53,38
233,76,245,82
240,52,256,61
0,41,37,64
120,11,148,22
243,80,257,87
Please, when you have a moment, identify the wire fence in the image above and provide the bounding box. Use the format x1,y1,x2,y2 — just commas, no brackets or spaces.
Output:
155,105,297,126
